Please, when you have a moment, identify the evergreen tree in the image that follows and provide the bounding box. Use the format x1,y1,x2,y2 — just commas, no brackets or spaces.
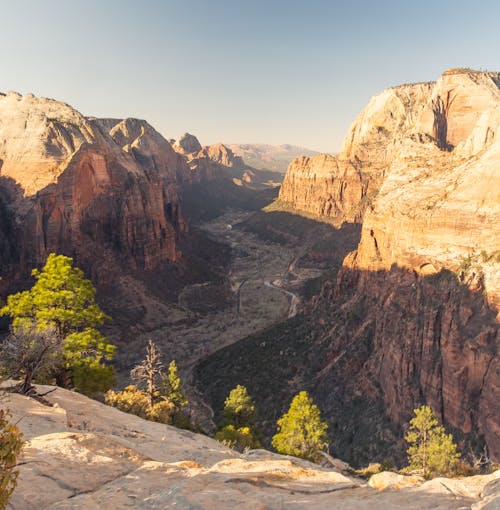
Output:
0,254,115,396
162,360,188,409
272,391,329,461
220,384,256,429
216,385,261,451
405,405,461,478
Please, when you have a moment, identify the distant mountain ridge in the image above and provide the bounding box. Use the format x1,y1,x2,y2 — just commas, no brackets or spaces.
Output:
227,143,319,173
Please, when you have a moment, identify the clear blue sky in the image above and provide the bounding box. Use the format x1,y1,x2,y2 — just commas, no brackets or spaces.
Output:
1,0,499,152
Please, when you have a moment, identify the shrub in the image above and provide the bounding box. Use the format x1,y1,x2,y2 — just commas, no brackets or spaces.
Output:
105,385,174,424
0,408,24,510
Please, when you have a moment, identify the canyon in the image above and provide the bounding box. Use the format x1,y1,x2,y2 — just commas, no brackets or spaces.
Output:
195,69,500,465
0,68,499,485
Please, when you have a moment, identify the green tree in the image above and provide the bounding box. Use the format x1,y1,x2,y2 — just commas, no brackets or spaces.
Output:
0,408,24,510
0,254,116,396
216,385,261,451
272,391,329,461
405,405,461,478
162,360,188,409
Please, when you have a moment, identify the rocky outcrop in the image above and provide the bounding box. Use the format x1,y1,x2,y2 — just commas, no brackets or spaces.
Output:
315,69,500,460
277,69,500,225
174,135,281,188
173,132,203,154
5,384,499,509
196,69,500,465
0,92,191,286
276,154,377,223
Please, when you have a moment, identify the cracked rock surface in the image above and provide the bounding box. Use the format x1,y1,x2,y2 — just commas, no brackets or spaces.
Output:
5,385,499,509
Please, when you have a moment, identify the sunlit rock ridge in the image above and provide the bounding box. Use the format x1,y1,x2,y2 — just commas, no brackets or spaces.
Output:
196,69,500,465
279,68,500,309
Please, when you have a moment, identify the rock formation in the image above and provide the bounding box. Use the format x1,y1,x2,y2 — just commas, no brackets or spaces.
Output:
196,69,500,464
173,134,282,188
5,384,500,509
337,69,500,460
277,69,500,225
173,132,203,154
300,69,500,459
0,92,192,286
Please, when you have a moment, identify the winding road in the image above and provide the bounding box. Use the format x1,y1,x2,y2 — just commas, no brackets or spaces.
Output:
264,280,300,318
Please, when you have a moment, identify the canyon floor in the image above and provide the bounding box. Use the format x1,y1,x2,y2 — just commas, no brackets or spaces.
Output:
111,208,338,426
5,385,499,510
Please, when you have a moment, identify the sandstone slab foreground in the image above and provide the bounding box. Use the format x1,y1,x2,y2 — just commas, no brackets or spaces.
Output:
4,386,499,509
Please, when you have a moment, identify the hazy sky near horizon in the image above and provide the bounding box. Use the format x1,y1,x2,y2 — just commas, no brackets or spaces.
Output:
1,0,499,152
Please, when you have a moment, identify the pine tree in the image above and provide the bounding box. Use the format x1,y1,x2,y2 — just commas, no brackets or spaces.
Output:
162,360,187,409
405,405,461,478
216,385,261,451
272,391,329,461
220,384,256,429
0,254,115,396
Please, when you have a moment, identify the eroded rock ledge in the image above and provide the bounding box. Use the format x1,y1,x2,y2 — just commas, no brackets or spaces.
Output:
5,385,499,509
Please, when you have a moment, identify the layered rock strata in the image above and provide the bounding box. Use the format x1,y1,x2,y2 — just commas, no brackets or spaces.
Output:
0,92,192,285
197,69,500,464
318,69,500,459
278,69,500,225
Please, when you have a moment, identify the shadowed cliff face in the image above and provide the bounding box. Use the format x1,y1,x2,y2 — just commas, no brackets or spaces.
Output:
195,265,499,466
0,92,279,375
0,94,192,288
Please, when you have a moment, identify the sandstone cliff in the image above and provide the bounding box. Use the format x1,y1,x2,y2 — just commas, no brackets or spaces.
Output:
277,69,500,225
173,133,282,188
301,69,500,460
0,92,192,286
5,384,499,509
196,69,500,465
338,69,500,461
